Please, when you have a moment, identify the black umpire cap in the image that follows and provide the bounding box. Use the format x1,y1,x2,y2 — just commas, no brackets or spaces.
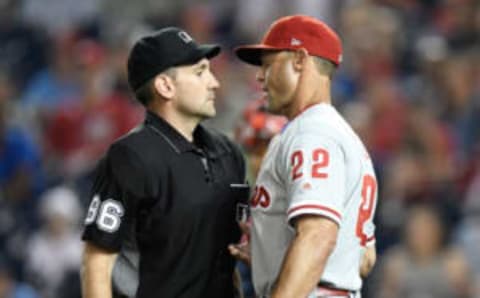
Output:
127,27,221,92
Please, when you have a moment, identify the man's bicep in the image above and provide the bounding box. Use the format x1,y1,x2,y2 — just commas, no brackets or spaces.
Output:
82,143,148,251
292,214,339,239
82,170,128,251
285,134,346,226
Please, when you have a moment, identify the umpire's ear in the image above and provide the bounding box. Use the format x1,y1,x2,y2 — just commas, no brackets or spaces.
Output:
153,73,176,100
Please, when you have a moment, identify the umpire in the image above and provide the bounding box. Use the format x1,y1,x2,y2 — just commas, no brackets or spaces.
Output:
81,27,249,298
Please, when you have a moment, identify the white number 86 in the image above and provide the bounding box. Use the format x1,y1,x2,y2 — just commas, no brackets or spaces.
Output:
85,194,124,233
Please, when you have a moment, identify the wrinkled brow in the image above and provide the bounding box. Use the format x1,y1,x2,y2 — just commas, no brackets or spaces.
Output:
194,60,210,71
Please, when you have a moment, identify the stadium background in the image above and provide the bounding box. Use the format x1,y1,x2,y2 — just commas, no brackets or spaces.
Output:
0,0,479,297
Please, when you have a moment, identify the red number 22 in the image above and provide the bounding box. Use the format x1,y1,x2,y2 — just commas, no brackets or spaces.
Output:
291,149,329,180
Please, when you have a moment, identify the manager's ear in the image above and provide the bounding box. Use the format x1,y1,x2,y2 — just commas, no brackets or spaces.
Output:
153,74,176,100
292,48,310,72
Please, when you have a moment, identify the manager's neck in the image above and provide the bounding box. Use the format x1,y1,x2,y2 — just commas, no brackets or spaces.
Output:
288,77,332,119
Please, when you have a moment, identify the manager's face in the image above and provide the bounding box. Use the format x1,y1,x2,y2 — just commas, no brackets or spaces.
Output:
256,51,298,116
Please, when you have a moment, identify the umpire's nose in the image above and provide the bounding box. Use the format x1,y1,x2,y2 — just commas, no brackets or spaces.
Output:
208,71,220,89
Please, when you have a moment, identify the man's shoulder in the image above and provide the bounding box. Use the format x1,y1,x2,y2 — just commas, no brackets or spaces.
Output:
284,115,341,141
113,124,150,148
279,113,359,157
106,124,166,165
303,106,356,138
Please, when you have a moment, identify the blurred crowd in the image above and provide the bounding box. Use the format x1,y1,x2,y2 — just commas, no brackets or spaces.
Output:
0,0,479,297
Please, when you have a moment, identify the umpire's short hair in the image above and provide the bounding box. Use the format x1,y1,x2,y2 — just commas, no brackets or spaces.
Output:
134,68,177,106
134,79,155,106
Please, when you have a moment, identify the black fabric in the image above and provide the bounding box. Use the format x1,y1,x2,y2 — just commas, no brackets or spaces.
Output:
82,111,248,298
127,27,221,91
235,47,266,66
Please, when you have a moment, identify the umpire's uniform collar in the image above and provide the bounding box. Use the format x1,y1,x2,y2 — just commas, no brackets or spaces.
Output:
144,110,225,157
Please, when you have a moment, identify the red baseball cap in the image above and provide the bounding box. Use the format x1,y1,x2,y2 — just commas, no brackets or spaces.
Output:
235,15,342,66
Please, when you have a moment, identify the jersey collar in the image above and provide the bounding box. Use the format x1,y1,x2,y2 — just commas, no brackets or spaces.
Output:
282,102,332,133
144,111,225,156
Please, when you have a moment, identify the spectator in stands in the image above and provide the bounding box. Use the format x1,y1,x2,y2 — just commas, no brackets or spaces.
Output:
0,73,44,279
0,256,39,298
43,39,142,179
0,0,47,91
25,186,83,298
377,204,473,298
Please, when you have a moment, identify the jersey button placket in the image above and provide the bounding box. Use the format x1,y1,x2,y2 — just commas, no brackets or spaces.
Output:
194,148,213,183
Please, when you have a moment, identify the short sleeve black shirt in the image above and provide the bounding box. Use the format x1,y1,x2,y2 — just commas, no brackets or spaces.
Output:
82,111,248,298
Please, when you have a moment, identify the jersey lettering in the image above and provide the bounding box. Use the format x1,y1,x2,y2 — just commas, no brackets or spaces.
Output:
355,174,377,246
251,185,271,208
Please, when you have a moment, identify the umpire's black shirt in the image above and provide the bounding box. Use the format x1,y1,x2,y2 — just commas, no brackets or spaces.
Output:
82,111,248,298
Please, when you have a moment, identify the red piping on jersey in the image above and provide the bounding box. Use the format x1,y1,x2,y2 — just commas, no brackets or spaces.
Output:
287,204,342,221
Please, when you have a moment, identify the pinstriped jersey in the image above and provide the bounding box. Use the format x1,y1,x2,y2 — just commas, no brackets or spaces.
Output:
250,103,378,297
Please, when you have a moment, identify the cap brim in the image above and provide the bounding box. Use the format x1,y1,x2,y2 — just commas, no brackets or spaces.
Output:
235,45,283,66
176,44,221,68
200,44,221,59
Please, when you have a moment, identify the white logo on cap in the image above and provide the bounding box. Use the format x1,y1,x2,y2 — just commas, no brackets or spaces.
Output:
178,31,193,43
291,38,302,46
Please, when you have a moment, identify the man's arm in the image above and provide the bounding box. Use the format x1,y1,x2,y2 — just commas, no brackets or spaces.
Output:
360,244,376,278
81,241,118,298
271,215,338,298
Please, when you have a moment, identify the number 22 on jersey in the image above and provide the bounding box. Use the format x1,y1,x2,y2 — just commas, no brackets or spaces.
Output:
291,148,329,180
290,149,377,246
